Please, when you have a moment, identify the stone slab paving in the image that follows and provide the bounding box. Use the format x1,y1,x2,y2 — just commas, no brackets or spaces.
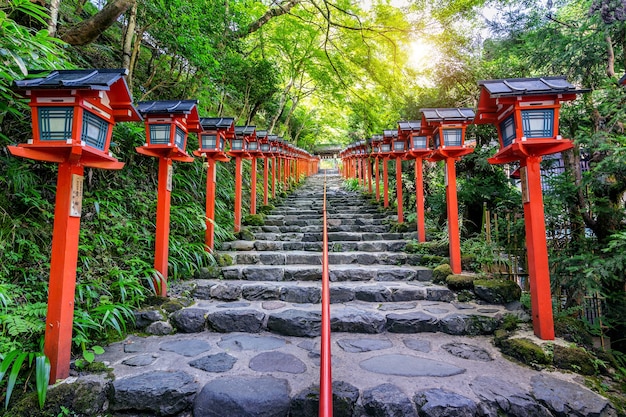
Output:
95,330,617,416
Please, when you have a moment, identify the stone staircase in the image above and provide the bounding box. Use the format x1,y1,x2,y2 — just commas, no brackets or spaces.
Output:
93,171,618,417
184,172,504,338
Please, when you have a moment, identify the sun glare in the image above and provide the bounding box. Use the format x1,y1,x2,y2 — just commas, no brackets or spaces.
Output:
408,39,435,69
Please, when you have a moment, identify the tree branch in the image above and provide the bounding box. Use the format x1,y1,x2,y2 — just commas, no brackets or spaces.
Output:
234,0,302,38
60,0,134,45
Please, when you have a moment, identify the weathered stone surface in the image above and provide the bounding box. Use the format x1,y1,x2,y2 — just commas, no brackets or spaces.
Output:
470,376,552,417
248,351,307,374
160,339,211,357
424,307,449,314
262,300,287,310
402,338,431,353
360,354,465,377
145,320,174,335
207,309,265,333
210,283,242,301
122,354,156,367
242,266,284,281
110,371,199,416
425,287,455,302
331,307,386,333
284,266,321,281
378,301,417,311
337,337,393,352
330,286,355,303
230,240,255,251
255,241,283,251
355,285,392,302
330,267,375,281
362,383,418,417
123,340,146,353
189,352,237,373
217,334,285,351
237,253,261,264
216,301,251,308
134,309,165,329
391,287,424,302
259,253,286,265
193,376,290,417
440,314,499,336
241,283,280,300
290,381,359,417
413,388,478,417
267,309,321,337
531,374,617,417
376,268,416,281
170,308,207,333
473,279,522,304
280,286,321,303
442,342,493,362
386,311,439,333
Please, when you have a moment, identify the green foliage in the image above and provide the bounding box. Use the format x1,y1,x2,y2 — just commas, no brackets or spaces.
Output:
0,350,49,410
243,214,265,226
497,337,551,366
461,237,510,273
342,178,361,192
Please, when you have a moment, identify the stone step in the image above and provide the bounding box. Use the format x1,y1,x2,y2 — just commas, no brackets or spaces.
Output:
239,231,413,242
164,298,509,337
220,239,410,252
249,225,391,234
191,279,454,304
266,213,392,220
220,264,432,282
263,218,390,227
218,250,422,266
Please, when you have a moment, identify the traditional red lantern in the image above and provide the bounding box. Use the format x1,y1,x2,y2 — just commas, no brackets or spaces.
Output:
369,134,383,201
475,76,588,340
420,108,475,274
136,100,200,297
398,121,430,241
230,126,256,232
8,68,141,382
194,117,235,251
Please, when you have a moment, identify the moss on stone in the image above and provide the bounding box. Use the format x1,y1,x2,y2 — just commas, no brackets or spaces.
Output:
553,345,597,375
194,266,222,279
216,253,233,267
259,204,275,214
242,214,265,226
389,221,409,233
493,329,509,345
473,279,521,304
432,264,453,284
445,274,475,290
456,290,475,302
554,315,594,346
236,228,255,241
498,337,550,365
500,314,520,331
161,299,185,313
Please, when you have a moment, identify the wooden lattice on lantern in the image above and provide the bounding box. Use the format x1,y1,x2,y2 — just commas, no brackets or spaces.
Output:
8,69,141,169
420,108,475,162
475,76,589,164
398,120,429,159
381,129,397,156
136,100,200,162
194,117,234,162
230,125,256,157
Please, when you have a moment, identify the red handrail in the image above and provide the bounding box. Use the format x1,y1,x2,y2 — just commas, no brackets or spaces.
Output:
319,172,333,417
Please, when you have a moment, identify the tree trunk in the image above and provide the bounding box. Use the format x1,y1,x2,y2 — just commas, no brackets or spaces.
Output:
122,0,137,70
48,0,61,37
606,33,615,77
233,0,301,38
60,0,135,46
268,80,293,133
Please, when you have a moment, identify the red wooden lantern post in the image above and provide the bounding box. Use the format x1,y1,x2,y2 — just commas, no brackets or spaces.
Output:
136,100,200,296
399,121,431,238
270,136,279,198
256,131,271,205
475,76,588,340
370,135,382,201
231,126,255,232
421,108,475,274
194,117,234,251
7,69,141,382
246,128,262,215
380,130,395,208
389,128,409,223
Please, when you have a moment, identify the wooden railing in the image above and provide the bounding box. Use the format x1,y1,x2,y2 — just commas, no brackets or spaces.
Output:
319,172,333,417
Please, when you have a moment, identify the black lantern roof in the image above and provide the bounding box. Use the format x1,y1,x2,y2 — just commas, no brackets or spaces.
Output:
398,121,421,132
235,125,256,136
383,130,398,139
137,100,199,115
477,76,589,97
420,108,475,122
200,117,235,130
256,130,268,139
14,69,130,90
369,134,383,144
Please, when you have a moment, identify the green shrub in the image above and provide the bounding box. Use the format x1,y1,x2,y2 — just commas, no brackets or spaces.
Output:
432,264,453,284
498,337,550,365
242,214,264,226
553,345,598,375
258,204,275,214
445,274,475,290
